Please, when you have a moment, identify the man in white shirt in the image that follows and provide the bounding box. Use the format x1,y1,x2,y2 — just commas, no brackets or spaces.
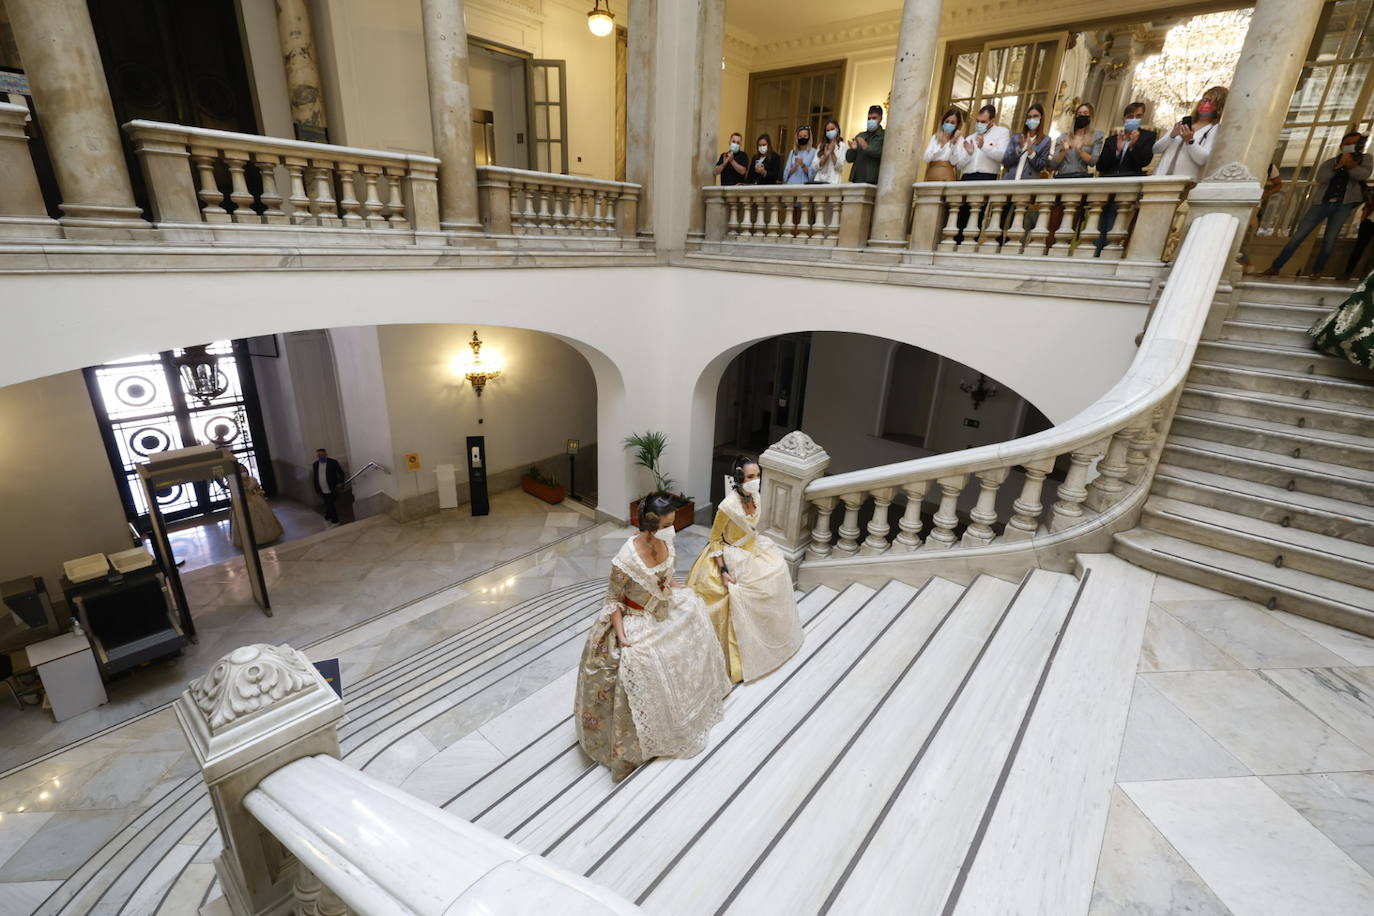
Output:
956,104,1010,180
312,448,345,525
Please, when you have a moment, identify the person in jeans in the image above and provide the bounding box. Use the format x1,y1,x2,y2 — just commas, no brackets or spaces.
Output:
1264,132,1371,278
1095,101,1157,254
845,105,885,184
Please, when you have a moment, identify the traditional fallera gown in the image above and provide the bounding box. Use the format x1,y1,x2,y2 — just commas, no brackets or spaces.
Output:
230,475,284,546
687,489,804,683
575,537,730,781
1310,274,1374,369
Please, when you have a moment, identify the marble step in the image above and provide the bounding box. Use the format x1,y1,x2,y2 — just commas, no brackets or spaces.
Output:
1161,435,1374,505
1170,407,1374,471
520,580,933,867
1234,280,1350,306
950,555,1155,916
1114,528,1374,637
1179,382,1374,437
647,576,1013,914
1196,338,1374,382
1151,463,1374,547
1188,361,1374,409
823,570,1083,914
1141,496,1374,590
1230,301,1333,328
1219,318,1321,348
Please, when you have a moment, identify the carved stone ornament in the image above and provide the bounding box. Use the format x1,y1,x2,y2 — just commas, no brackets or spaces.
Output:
1206,161,1257,182
769,431,824,459
189,644,318,733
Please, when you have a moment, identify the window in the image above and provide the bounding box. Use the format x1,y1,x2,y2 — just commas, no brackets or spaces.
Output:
939,33,1067,132
84,340,274,527
747,61,845,152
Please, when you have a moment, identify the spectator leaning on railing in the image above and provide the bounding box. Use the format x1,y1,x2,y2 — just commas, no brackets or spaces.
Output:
1002,103,1051,181
958,104,1009,180
714,132,748,186
846,105,885,184
923,108,964,182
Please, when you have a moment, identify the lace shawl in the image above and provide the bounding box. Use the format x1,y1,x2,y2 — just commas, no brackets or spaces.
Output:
597,536,675,621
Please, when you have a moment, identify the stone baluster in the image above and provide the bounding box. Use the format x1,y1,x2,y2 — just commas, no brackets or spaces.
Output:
861,487,897,555
976,192,1005,254
384,166,410,230
191,149,231,223
1101,191,1135,259
294,867,353,916
252,154,289,225
739,196,755,237
223,150,257,223
799,197,816,243
574,188,592,234
1004,192,1032,254
833,493,864,556
808,497,838,559
960,467,1009,548
1025,195,1052,254
518,183,537,232
758,433,832,575
925,475,967,549
725,195,741,239
309,160,341,227
1049,444,1105,532
550,187,569,234
1002,457,1056,542
937,192,962,251
284,157,311,223
892,480,929,552
1073,192,1109,258
596,190,614,234
824,193,842,242
1125,409,1163,484
336,165,363,227
1086,427,1137,512
1048,191,1080,255
359,166,386,228
536,184,553,233
963,193,986,250
765,197,782,240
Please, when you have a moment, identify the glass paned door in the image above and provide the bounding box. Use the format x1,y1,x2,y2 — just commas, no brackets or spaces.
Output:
526,59,569,174
942,33,1067,131
84,339,274,527
747,61,845,153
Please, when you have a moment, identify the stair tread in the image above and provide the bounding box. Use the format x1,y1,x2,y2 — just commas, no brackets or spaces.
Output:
1145,495,1374,566
1201,336,1372,368
1223,318,1318,332
1183,382,1374,419
1173,407,1374,449
1116,528,1374,609
1155,463,1374,523
1165,435,1374,484
1191,360,1374,393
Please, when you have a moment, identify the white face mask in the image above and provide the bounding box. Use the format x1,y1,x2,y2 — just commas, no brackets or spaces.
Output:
826,129,838,140
743,478,761,496
654,525,676,543
758,145,769,155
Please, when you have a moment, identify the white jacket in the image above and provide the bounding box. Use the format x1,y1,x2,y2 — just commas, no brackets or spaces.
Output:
923,134,962,164
812,141,847,184
957,125,1010,177
1153,122,1218,180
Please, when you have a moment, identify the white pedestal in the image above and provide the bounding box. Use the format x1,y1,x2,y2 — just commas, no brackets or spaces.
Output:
28,632,107,722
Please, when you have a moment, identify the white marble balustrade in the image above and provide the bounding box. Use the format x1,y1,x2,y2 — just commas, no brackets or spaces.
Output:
784,210,1240,579
477,165,641,240
124,120,440,239
703,184,877,251
909,176,1192,263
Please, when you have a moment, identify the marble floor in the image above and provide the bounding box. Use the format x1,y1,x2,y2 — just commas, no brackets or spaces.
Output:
165,498,326,572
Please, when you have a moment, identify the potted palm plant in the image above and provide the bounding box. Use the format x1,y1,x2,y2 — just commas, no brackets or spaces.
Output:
521,465,565,504
623,430,695,530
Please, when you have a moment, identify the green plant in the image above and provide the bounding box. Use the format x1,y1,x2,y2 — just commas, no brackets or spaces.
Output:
525,465,559,487
622,430,675,493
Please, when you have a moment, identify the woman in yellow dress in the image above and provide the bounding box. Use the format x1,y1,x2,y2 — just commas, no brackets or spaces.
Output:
575,492,730,781
687,458,804,683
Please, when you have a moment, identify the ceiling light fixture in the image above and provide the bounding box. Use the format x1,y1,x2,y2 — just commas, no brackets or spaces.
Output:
587,0,614,37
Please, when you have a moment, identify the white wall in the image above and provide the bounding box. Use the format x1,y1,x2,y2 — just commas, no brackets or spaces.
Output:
328,326,398,508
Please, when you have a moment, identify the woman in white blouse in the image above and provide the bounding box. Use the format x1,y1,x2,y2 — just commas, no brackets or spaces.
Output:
812,118,847,184
1154,86,1226,180
923,108,964,182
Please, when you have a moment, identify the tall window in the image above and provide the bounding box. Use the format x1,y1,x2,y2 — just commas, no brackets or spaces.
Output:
941,34,1067,132
747,61,845,151
1265,0,1374,236
84,340,274,526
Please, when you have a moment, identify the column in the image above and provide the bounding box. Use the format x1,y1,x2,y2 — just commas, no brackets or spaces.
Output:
625,0,656,238
5,0,145,235
868,0,944,248
688,0,726,241
1204,0,1326,182
276,0,329,142
420,0,482,234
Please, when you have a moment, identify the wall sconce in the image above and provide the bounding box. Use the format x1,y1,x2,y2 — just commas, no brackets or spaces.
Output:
959,373,999,411
453,330,504,397
174,344,227,406
586,0,614,37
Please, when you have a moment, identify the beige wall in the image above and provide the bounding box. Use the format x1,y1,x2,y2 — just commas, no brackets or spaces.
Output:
0,371,130,608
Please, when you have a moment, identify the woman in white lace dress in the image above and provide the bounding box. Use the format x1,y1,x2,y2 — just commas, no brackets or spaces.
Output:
575,492,731,781
687,458,804,683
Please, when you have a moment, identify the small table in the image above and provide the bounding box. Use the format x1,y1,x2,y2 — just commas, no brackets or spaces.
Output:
26,632,107,722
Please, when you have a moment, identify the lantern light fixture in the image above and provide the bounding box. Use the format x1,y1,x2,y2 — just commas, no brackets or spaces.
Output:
174,345,228,406
453,330,504,397
587,0,614,37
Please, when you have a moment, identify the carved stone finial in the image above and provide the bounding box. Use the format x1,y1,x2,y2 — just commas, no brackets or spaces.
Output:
768,431,824,459
189,644,319,733
1206,161,1258,182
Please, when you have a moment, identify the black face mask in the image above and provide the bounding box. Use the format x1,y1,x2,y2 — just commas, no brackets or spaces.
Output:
797,136,809,146
1074,114,1091,130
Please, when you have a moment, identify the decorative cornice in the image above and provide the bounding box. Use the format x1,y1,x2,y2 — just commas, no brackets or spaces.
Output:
189,644,320,733
770,431,825,460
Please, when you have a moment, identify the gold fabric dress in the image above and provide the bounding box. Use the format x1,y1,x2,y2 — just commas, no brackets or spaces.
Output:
575,537,730,781
230,475,284,546
687,490,804,683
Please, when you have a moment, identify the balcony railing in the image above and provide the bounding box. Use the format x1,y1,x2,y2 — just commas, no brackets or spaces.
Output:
702,184,876,253
477,165,642,243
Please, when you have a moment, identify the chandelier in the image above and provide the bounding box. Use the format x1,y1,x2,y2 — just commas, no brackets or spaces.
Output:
174,345,228,406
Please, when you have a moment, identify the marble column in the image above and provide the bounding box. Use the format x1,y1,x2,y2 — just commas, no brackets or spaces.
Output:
420,0,482,234
276,0,328,141
688,0,726,240
1204,0,1326,182
5,0,145,235
625,0,656,237
869,0,944,248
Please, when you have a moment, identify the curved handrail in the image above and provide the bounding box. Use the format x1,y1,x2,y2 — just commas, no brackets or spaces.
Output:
805,211,1239,502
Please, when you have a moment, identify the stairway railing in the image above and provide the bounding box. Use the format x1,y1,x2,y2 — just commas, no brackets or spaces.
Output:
759,209,1241,580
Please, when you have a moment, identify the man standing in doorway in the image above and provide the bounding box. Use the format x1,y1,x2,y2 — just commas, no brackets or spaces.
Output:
313,448,345,525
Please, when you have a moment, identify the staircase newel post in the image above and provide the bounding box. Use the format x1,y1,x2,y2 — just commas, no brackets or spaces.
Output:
759,432,832,577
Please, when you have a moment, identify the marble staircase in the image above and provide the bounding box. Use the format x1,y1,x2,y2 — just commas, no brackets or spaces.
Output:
1116,280,1374,635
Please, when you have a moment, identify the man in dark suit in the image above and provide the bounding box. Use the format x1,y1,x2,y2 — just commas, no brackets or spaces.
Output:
1095,100,1158,254
312,448,346,525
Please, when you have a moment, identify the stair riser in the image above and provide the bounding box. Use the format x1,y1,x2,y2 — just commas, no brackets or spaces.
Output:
1160,445,1374,505
1141,508,1374,589
1196,342,1374,382
1178,389,1370,436
1219,322,1319,348
1151,475,1374,547
1235,285,1347,306
1114,537,1374,637
1231,303,1332,327
1170,416,1374,471
1187,365,1374,408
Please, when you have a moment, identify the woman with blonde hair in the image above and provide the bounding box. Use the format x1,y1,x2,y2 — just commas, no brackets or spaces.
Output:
1154,85,1226,180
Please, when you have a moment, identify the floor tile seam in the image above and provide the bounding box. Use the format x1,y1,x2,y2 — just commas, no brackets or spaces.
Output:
1106,782,1236,912
1146,603,1292,671
74,791,212,916
1252,668,1374,761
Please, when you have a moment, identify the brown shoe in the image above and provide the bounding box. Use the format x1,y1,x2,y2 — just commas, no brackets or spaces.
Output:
1259,267,1280,277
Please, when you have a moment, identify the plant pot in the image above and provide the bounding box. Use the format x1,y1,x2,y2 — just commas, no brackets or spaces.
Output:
521,475,565,505
629,498,696,531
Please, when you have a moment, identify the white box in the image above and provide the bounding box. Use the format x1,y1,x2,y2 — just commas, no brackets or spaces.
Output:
109,546,154,573
63,554,109,584
436,463,459,510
